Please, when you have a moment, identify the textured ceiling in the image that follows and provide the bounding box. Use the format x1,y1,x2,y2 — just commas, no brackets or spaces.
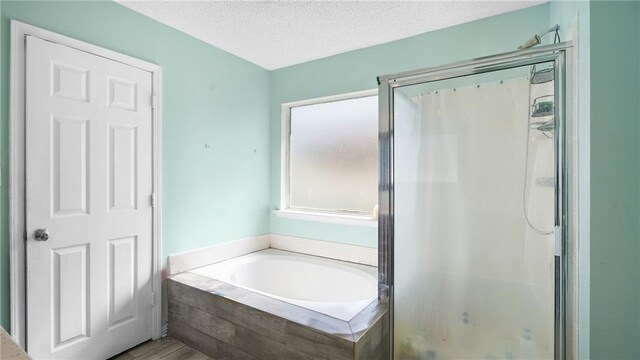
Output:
117,0,546,70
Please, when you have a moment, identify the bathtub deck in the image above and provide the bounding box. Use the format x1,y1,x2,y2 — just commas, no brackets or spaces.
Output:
168,272,388,360
109,336,215,360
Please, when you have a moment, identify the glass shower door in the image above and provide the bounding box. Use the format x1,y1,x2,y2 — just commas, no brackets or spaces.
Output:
391,63,558,360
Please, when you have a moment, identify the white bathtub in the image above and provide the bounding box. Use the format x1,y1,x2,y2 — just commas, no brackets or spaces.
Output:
190,249,378,321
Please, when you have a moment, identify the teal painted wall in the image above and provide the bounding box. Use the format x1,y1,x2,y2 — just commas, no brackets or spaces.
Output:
589,1,640,358
0,1,271,331
269,4,551,248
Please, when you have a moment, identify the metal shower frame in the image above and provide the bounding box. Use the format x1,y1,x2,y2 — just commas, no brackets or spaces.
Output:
377,42,574,360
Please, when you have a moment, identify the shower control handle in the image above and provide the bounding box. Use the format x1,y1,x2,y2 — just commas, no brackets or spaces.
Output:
34,229,50,241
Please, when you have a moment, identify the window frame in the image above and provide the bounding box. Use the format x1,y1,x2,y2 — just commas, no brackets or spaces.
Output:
279,89,378,225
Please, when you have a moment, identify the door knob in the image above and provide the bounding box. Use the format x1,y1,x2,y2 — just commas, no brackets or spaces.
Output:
34,229,49,241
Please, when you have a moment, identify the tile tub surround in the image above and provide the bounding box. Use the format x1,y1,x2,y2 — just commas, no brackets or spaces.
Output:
270,234,378,267
168,234,378,275
168,235,271,275
168,272,388,360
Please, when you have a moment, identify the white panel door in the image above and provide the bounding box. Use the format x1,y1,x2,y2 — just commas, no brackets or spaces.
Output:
26,35,154,359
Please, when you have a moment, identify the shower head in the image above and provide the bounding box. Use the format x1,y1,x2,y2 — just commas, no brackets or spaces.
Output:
517,25,559,50
518,35,541,50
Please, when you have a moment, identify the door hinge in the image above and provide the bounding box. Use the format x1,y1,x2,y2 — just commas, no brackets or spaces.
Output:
151,93,157,109
151,292,156,307
150,193,156,207
23,230,27,242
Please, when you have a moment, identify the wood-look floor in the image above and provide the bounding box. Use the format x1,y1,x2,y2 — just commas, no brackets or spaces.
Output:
109,336,214,360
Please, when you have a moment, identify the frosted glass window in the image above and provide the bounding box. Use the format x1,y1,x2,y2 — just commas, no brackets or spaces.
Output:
286,95,377,214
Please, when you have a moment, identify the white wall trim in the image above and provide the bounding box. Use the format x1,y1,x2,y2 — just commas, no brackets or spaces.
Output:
280,88,378,109
571,12,590,360
9,20,164,346
274,209,377,228
150,54,164,343
9,19,27,349
168,234,378,275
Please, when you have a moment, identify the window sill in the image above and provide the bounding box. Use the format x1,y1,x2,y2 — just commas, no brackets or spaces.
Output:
274,210,378,228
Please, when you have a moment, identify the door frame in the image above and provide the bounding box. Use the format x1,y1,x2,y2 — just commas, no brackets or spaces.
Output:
9,20,163,348
377,41,576,359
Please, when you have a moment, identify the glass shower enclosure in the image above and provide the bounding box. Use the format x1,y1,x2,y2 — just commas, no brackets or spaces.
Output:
377,44,573,359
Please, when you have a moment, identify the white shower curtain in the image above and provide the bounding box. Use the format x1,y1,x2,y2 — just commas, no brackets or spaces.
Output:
394,77,555,360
